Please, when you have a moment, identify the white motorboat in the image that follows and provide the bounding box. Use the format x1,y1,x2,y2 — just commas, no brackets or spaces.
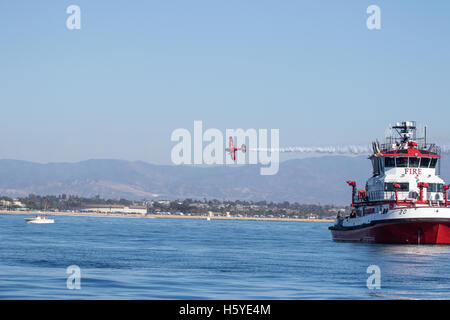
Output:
25,215,54,224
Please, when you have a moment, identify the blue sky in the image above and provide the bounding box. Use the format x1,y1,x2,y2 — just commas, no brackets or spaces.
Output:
0,1,449,164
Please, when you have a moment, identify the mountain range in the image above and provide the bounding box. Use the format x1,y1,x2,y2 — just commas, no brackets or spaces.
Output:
2,156,450,205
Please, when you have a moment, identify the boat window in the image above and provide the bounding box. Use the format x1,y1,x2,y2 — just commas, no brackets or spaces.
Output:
396,157,408,167
384,157,395,168
398,150,408,154
420,157,430,168
372,157,380,176
409,157,419,167
384,182,409,191
428,183,443,192
430,158,438,168
376,157,383,175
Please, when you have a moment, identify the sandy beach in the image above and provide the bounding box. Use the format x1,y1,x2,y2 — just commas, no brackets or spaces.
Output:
0,210,334,223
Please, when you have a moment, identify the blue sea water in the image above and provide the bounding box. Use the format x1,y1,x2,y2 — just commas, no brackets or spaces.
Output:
0,214,450,299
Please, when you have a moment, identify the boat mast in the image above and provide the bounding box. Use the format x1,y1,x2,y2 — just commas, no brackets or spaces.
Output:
424,125,427,148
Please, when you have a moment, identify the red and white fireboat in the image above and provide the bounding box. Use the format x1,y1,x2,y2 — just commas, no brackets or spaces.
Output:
329,121,450,244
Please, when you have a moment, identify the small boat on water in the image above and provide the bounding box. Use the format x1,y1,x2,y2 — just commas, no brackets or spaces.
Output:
25,215,54,224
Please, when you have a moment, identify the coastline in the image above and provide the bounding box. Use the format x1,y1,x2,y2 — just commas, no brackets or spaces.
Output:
0,210,334,223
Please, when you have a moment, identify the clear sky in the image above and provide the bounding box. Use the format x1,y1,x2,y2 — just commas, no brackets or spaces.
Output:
0,1,449,164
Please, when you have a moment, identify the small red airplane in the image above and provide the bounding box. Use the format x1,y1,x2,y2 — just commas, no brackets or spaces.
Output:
226,137,246,161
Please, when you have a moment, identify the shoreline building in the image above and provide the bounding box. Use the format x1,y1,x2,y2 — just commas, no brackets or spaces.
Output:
80,204,148,215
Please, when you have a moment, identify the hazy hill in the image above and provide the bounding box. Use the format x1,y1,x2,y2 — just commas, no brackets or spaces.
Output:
1,156,449,205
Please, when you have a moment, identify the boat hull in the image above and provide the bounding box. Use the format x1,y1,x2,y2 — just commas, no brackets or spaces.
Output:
330,219,450,244
25,218,54,224
27,220,54,224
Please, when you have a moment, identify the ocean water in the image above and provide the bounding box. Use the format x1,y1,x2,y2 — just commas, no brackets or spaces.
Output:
0,214,449,300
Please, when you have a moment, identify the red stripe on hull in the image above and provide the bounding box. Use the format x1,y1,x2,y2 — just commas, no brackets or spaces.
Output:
331,221,450,244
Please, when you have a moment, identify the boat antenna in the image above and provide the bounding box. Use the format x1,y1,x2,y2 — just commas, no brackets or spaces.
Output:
424,125,427,148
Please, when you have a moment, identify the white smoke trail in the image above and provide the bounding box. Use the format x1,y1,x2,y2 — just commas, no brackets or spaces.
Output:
251,144,450,155
440,145,450,154
250,145,372,155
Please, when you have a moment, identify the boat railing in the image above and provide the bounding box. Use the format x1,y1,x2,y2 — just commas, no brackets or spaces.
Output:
379,141,440,155
357,190,411,203
357,190,446,205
